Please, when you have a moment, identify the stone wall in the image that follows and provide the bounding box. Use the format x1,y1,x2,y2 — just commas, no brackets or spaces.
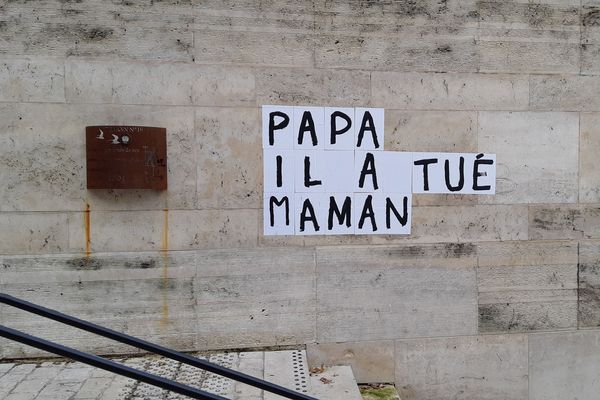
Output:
1,0,600,398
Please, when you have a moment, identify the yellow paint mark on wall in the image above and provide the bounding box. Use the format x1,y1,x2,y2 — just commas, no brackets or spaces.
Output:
84,204,91,257
160,208,169,327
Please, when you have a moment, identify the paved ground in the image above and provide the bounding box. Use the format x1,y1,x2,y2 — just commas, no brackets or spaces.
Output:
0,350,362,400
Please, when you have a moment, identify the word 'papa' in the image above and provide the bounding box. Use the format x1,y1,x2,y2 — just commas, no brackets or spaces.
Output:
262,105,496,236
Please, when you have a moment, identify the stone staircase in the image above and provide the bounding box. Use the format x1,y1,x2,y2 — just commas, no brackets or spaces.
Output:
0,350,363,400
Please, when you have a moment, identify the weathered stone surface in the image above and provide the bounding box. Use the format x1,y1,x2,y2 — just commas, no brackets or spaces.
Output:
405,205,528,244
196,0,314,33
0,252,197,358
168,209,258,251
195,107,261,209
478,241,578,333
578,242,600,327
306,340,395,383
478,1,580,73
372,72,529,111
0,213,69,254
255,68,371,107
396,334,528,400
580,113,600,202
581,6,600,74
316,244,477,342
529,330,600,400
194,30,314,67
385,110,476,152
478,111,579,204
0,58,64,102
0,103,196,212
530,75,600,111
529,205,600,240
0,6,194,61
316,28,478,72
69,210,165,253
195,247,315,349
66,61,256,107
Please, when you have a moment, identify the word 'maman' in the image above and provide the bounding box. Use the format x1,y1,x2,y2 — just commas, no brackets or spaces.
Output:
263,106,496,235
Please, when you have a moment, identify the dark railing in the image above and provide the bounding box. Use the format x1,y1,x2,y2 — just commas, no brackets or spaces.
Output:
0,293,318,400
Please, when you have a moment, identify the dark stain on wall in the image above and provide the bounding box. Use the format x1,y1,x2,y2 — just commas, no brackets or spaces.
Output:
578,261,600,327
583,8,600,27
67,257,103,270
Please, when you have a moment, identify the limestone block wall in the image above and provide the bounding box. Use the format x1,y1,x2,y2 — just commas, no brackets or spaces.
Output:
1,0,600,398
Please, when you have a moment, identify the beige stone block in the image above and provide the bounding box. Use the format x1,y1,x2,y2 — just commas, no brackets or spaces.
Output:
0,103,196,212
316,244,477,342
529,205,600,239
315,28,478,72
530,75,600,112
195,247,315,349
195,107,261,209
168,209,258,251
306,340,395,383
582,6,600,74
385,110,477,152
0,251,197,358
478,111,579,204
0,58,64,102
255,68,370,107
314,0,479,31
70,209,257,253
478,1,580,29
396,334,528,400
478,241,577,333
372,72,529,111
67,60,257,107
0,212,69,254
580,113,600,202
195,1,314,33
405,205,528,244
0,8,194,61
69,210,166,253
530,330,600,400
192,66,256,107
577,242,600,327
194,30,314,67
478,2,580,74
65,60,113,104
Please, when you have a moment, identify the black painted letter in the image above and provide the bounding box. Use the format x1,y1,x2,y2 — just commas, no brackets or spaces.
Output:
268,111,290,146
414,158,438,191
297,111,318,146
330,111,352,145
276,155,283,187
356,111,380,149
444,157,465,192
359,152,379,190
386,197,408,228
300,198,320,232
473,153,494,191
358,195,377,231
304,156,322,188
269,196,289,227
328,196,352,230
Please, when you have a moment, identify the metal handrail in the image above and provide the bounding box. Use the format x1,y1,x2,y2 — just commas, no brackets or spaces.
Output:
0,325,225,400
0,293,318,400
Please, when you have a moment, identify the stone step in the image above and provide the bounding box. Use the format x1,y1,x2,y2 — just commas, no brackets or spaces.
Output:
308,365,363,400
0,349,363,400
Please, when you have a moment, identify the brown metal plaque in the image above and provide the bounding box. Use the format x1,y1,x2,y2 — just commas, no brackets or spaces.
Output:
86,126,167,190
